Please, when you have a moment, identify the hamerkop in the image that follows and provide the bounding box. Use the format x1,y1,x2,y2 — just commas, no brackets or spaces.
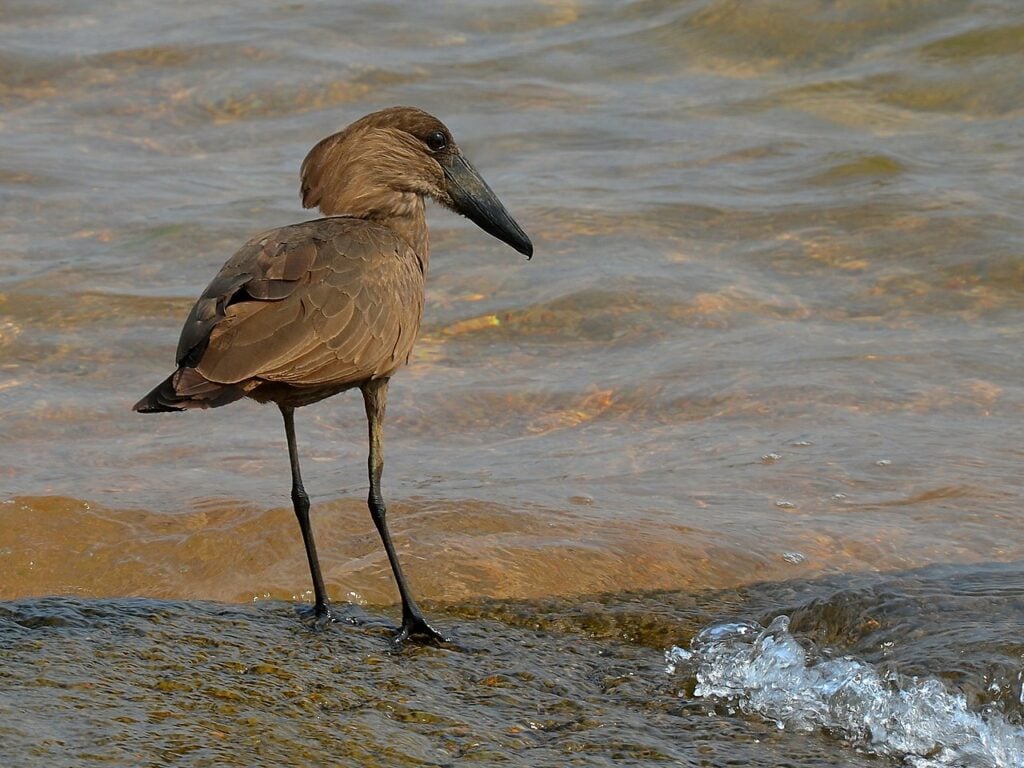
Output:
134,107,532,644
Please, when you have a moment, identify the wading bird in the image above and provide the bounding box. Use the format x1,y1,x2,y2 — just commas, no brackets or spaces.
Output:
134,107,532,644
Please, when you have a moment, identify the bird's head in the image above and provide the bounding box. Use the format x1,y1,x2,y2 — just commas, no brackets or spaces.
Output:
300,106,532,258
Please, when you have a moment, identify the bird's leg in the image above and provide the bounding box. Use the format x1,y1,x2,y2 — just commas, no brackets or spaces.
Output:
280,404,332,626
362,378,448,645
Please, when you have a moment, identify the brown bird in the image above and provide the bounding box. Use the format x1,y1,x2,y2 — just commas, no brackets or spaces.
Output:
134,107,532,644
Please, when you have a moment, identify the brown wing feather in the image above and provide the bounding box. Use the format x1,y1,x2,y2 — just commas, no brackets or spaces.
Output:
181,217,424,389
174,226,318,366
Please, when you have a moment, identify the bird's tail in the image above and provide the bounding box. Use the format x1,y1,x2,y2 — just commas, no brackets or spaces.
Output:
133,368,246,413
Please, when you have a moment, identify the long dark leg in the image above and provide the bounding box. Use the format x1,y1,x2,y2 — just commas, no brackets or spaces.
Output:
280,404,331,623
362,378,447,645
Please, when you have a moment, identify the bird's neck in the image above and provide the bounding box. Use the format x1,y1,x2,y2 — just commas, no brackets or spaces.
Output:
372,193,429,271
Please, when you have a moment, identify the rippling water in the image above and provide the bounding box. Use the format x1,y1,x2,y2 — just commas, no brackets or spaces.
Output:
2,0,1023,765
3,564,1023,766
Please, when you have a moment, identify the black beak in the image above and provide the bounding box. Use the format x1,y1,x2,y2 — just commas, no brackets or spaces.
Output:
444,154,533,259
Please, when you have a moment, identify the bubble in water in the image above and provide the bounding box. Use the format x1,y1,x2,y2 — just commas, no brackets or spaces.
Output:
666,616,1024,767
664,646,692,675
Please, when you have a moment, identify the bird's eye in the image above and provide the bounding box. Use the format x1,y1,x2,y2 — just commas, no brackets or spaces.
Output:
425,130,447,151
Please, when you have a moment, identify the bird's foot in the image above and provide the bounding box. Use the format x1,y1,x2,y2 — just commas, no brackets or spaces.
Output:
313,607,334,632
299,603,334,631
391,613,451,647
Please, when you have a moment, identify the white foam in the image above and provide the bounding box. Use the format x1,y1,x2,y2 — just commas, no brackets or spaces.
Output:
666,615,1024,768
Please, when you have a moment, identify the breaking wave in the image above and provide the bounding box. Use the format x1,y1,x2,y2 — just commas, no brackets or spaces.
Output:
666,616,1024,768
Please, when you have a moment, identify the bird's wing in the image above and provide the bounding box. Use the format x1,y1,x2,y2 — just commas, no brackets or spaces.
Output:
176,218,422,387
174,224,319,368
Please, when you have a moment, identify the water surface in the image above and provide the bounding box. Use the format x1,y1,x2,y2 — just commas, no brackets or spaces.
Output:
1,1,1023,765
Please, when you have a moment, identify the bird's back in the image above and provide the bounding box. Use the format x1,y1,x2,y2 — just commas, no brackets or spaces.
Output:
138,216,427,412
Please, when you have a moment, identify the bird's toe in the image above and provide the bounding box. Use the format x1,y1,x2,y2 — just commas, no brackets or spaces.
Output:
392,615,451,647
297,603,335,631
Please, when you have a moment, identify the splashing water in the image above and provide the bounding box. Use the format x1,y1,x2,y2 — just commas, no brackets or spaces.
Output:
666,616,1024,768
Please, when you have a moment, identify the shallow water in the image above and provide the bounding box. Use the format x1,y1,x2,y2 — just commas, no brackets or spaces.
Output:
3,563,1023,766
2,0,1024,765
